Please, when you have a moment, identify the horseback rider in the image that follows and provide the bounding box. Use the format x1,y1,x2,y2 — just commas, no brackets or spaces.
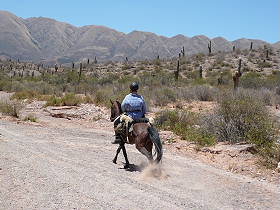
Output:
111,82,146,144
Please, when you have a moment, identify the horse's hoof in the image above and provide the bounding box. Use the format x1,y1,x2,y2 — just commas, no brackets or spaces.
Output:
112,159,117,164
124,164,130,169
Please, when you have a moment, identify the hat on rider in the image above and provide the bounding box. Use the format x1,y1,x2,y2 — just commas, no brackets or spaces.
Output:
130,82,139,91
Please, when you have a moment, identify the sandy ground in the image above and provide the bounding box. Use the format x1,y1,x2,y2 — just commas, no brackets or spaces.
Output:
0,92,279,210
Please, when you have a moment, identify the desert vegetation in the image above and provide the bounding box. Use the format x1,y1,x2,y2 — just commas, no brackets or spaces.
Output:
0,46,279,167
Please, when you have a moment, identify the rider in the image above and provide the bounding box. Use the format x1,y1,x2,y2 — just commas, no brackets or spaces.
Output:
111,82,146,144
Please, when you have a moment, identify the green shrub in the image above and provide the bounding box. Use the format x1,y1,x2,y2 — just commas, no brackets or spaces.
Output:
0,100,23,118
155,109,216,146
11,90,39,100
62,93,82,106
23,114,37,122
202,90,279,167
45,95,63,106
151,88,177,106
94,89,112,107
45,93,83,106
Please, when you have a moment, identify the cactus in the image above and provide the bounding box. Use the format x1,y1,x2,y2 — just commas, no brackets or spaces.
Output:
250,42,253,51
266,49,269,59
181,46,185,57
72,62,75,69
233,45,235,52
233,58,242,90
55,64,58,72
238,58,242,73
208,41,212,55
174,60,180,81
32,71,35,77
78,63,82,84
94,56,97,64
199,65,203,78
87,58,90,65
217,73,223,85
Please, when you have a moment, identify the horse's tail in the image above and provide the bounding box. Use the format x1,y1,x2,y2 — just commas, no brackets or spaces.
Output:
148,126,162,163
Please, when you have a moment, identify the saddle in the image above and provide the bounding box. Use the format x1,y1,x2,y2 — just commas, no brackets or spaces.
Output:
114,114,150,143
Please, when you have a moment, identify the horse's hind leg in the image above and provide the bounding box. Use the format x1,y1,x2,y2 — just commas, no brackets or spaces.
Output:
113,145,122,164
137,146,153,162
120,143,130,168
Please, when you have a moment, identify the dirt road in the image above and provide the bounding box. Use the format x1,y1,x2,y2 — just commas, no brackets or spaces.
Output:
0,119,279,210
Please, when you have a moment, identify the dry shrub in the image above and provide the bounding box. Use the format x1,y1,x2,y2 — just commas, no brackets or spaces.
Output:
23,114,38,122
179,85,218,102
201,90,279,167
45,93,83,107
0,100,23,118
151,88,177,106
155,109,216,146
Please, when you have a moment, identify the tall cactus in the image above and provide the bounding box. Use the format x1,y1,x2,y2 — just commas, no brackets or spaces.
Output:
94,56,97,64
55,64,58,72
250,42,253,51
266,49,269,59
181,46,185,57
208,41,212,55
175,60,180,81
233,58,242,90
233,45,235,52
78,63,82,84
199,65,203,78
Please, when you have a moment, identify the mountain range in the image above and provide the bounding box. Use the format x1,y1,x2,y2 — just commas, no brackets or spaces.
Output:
0,10,279,64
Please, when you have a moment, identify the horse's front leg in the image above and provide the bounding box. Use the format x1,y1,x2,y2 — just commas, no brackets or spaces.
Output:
112,144,122,164
120,143,130,168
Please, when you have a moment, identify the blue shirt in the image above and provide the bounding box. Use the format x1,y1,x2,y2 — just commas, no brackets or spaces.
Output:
121,93,146,120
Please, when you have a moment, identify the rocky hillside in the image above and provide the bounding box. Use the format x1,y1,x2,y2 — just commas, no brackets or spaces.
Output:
0,10,278,64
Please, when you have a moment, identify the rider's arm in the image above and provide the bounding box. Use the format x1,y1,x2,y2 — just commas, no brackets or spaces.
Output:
141,96,146,115
121,95,129,112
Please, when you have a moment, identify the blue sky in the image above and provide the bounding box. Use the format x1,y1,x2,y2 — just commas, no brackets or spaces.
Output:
1,0,279,43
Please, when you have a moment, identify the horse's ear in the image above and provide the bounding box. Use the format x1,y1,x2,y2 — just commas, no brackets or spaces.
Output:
110,99,113,105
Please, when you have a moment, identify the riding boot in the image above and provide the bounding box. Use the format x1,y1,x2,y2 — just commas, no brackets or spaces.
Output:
111,134,123,144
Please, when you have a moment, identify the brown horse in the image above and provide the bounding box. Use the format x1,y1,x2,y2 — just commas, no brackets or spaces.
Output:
110,100,162,168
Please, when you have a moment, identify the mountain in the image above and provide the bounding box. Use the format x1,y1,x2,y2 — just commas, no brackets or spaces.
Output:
0,10,276,64
0,11,41,60
272,41,280,49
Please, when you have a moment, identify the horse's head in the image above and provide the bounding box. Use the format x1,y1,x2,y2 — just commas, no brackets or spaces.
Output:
110,100,122,122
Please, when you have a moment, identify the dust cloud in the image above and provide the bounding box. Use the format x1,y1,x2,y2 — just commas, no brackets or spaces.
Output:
138,162,169,181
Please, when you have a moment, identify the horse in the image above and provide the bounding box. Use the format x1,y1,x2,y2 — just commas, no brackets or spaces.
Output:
110,100,162,169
